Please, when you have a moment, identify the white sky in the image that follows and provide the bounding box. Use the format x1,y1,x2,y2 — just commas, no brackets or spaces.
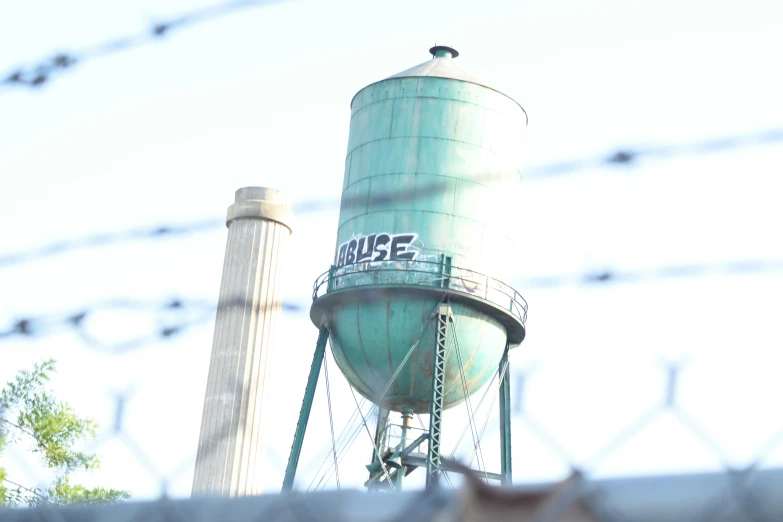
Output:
1,0,783,501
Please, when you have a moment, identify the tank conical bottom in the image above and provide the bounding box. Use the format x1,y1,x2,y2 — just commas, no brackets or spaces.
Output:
323,289,507,413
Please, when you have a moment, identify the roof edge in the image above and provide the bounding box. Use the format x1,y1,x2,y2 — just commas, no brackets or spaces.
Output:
349,75,528,127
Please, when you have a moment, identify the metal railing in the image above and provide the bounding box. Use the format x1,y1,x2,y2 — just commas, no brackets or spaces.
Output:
312,258,528,325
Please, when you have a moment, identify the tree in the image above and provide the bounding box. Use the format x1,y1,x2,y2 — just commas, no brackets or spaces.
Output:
0,359,130,506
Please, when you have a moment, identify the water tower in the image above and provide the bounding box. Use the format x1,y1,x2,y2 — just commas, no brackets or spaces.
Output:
283,46,527,490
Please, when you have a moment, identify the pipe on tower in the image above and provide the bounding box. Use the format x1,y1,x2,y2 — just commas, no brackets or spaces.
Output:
192,187,293,497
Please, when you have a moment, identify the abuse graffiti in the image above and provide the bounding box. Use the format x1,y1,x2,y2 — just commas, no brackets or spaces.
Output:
335,233,419,268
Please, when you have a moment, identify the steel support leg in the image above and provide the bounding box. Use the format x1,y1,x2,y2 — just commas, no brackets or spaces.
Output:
499,344,512,486
282,326,329,491
426,302,450,487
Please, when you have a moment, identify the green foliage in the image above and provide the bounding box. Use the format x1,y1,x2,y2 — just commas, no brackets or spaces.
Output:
40,477,130,506
0,359,130,507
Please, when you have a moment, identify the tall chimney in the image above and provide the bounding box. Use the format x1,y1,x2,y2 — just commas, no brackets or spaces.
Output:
192,187,293,497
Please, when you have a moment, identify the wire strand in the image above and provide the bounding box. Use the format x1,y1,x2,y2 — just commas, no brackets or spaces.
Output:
1,128,781,269
467,357,509,470
1,0,286,89
347,382,394,489
307,398,366,491
449,315,488,482
322,353,340,489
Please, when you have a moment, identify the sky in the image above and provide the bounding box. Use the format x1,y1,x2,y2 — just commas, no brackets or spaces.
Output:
1,0,783,502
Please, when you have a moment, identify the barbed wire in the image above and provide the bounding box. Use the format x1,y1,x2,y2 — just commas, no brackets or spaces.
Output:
0,218,223,268
0,252,782,351
1,127,781,269
0,0,287,90
519,258,783,289
0,296,303,353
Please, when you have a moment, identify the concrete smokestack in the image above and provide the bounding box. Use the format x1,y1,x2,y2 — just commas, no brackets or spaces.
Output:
192,187,293,497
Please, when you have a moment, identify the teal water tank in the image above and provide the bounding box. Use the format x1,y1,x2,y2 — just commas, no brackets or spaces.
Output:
311,46,527,413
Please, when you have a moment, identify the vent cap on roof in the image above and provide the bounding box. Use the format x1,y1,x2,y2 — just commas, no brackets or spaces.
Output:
429,45,459,58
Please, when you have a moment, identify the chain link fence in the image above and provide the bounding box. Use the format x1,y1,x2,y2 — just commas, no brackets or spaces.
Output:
2,5,783,516
2,330,783,520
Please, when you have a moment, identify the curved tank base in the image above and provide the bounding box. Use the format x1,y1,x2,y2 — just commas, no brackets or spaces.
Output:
310,286,522,414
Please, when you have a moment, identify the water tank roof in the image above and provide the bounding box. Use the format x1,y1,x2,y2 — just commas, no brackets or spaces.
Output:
385,45,485,86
